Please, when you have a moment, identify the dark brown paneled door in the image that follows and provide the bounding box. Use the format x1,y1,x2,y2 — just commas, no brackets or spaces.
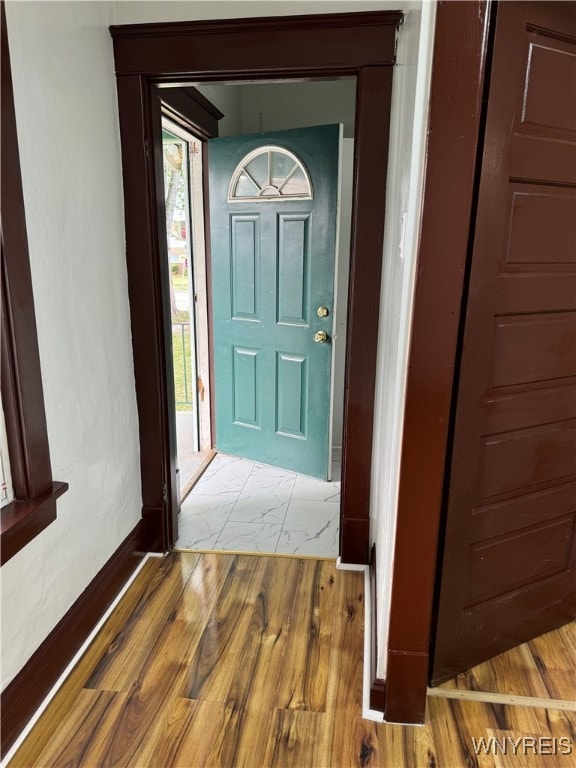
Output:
432,1,576,684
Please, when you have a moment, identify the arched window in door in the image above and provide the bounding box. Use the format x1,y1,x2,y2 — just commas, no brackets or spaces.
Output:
228,146,313,202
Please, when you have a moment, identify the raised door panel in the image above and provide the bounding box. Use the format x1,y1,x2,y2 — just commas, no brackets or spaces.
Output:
232,347,260,429
505,190,576,265
465,514,575,606
277,214,310,327
518,35,576,140
231,215,261,321
490,315,576,388
276,353,308,439
480,420,576,500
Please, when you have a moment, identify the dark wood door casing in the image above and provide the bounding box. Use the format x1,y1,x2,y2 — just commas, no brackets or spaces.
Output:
381,1,492,724
151,87,223,547
432,1,576,684
114,78,220,551
110,11,401,563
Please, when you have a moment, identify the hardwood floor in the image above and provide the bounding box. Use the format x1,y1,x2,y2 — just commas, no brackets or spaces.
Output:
8,553,576,767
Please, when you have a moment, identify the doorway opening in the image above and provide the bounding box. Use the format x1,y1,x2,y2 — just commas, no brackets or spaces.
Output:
161,119,213,500
160,79,356,556
111,10,400,562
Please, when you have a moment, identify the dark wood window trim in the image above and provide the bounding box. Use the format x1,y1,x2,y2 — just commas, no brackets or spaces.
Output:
110,10,401,564
0,2,68,565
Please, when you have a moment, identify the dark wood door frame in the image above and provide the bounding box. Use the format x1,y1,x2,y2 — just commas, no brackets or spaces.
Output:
150,87,223,547
110,11,401,563
380,1,493,723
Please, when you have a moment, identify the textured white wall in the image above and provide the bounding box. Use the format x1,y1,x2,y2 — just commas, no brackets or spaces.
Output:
239,80,357,138
1,1,141,688
114,0,423,25
193,84,244,136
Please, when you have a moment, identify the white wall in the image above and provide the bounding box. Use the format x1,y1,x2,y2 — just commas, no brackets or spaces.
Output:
1,1,141,688
114,0,422,25
239,80,357,138
193,84,244,136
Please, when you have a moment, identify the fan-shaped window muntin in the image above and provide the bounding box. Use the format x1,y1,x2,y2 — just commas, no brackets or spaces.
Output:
228,146,313,202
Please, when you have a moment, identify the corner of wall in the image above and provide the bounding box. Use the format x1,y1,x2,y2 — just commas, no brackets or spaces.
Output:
370,0,437,682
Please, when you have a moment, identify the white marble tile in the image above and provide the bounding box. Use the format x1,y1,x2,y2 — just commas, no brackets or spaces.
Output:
178,452,341,554
291,475,341,503
228,498,289,525
224,461,297,523
180,495,236,523
176,496,235,550
198,454,238,481
191,455,254,497
278,500,340,557
214,521,282,553
175,514,224,550
240,469,296,500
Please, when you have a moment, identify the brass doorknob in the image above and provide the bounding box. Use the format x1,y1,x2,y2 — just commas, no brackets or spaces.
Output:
313,330,328,343
317,306,329,317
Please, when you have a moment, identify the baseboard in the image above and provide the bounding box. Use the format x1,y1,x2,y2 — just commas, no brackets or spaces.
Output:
369,543,387,712
0,519,147,756
370,678,387,711
142,505,166,551
383,649,428,724
336,550,386,721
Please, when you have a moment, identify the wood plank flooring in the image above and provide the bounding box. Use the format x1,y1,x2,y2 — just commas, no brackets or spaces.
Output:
8,553,576,768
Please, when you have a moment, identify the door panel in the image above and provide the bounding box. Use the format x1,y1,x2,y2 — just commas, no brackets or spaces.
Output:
277,214,310,325
231,215,260,320
276,352,308,438
432,2,576,683
232,346,259,428
209,125,340,479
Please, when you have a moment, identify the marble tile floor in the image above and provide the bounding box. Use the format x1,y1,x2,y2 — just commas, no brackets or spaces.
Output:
175,449,341,558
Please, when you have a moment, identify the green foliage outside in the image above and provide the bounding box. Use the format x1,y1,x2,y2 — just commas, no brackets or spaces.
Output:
171,269,189,295
172,323,193,412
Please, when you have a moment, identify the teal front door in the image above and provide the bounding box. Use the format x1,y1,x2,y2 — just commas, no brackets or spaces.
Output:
208,125,341,480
